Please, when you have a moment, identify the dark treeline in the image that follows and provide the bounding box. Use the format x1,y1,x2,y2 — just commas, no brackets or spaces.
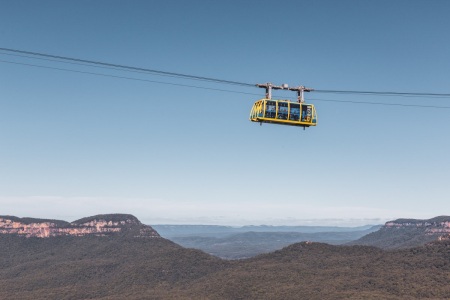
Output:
0,234,449,299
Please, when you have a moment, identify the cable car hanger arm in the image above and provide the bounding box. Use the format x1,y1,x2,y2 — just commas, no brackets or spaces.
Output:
256,83,314,103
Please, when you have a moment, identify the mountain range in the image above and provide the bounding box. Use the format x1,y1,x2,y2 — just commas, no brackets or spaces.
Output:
0,214,449,299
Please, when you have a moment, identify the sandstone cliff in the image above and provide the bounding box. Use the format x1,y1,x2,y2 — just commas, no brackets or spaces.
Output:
348,216,450,249
0,214,160,238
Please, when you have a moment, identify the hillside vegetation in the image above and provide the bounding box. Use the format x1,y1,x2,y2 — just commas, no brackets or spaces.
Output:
0,235,229,299
0,234,448,299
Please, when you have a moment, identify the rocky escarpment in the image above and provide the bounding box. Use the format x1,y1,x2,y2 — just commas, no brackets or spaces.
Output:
0,214,160,238
348,216,450,249
385,216,450,234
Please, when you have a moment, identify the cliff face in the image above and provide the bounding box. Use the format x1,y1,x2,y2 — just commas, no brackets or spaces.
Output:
349,216,450,249
385,217,450,235
0,214,160,238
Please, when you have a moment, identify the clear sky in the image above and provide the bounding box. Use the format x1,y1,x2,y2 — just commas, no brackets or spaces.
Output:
1,0,449,226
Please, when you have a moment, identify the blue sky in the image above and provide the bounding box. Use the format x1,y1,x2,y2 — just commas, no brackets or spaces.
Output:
1,1,449,225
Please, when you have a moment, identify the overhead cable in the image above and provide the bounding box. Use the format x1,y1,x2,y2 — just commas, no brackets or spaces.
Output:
0,60,260,95
0,47,255,87
2,48,450,99
314,89,450,98
1,59,449,109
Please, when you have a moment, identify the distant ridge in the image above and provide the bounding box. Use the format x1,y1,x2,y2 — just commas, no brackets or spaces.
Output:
348,215,450,249
0,214,160,238
162,225,382,259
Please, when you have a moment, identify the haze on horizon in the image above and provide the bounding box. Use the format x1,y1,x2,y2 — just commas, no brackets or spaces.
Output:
0,195,428,227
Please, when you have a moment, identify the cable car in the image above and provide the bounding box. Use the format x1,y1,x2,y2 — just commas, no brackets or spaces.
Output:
250,99,317,127
250,83,317,128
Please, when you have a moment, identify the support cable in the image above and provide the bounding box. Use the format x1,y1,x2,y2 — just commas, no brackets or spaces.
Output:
1,59,449,109
0,47,254,87
2,48,450,99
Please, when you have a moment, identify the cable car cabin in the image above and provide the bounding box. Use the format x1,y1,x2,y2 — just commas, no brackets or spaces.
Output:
249,99,317,127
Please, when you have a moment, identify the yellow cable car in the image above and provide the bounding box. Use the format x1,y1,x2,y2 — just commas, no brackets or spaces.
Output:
249,99,317,127
250,83,317,128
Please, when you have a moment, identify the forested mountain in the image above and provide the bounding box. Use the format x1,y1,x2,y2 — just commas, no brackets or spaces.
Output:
0,214,449,299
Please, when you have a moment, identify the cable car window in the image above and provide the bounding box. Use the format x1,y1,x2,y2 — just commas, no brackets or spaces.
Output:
255,101,263,118
278,102,288,120
301,105,312,122
289,103,300,121
265,101,276,118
